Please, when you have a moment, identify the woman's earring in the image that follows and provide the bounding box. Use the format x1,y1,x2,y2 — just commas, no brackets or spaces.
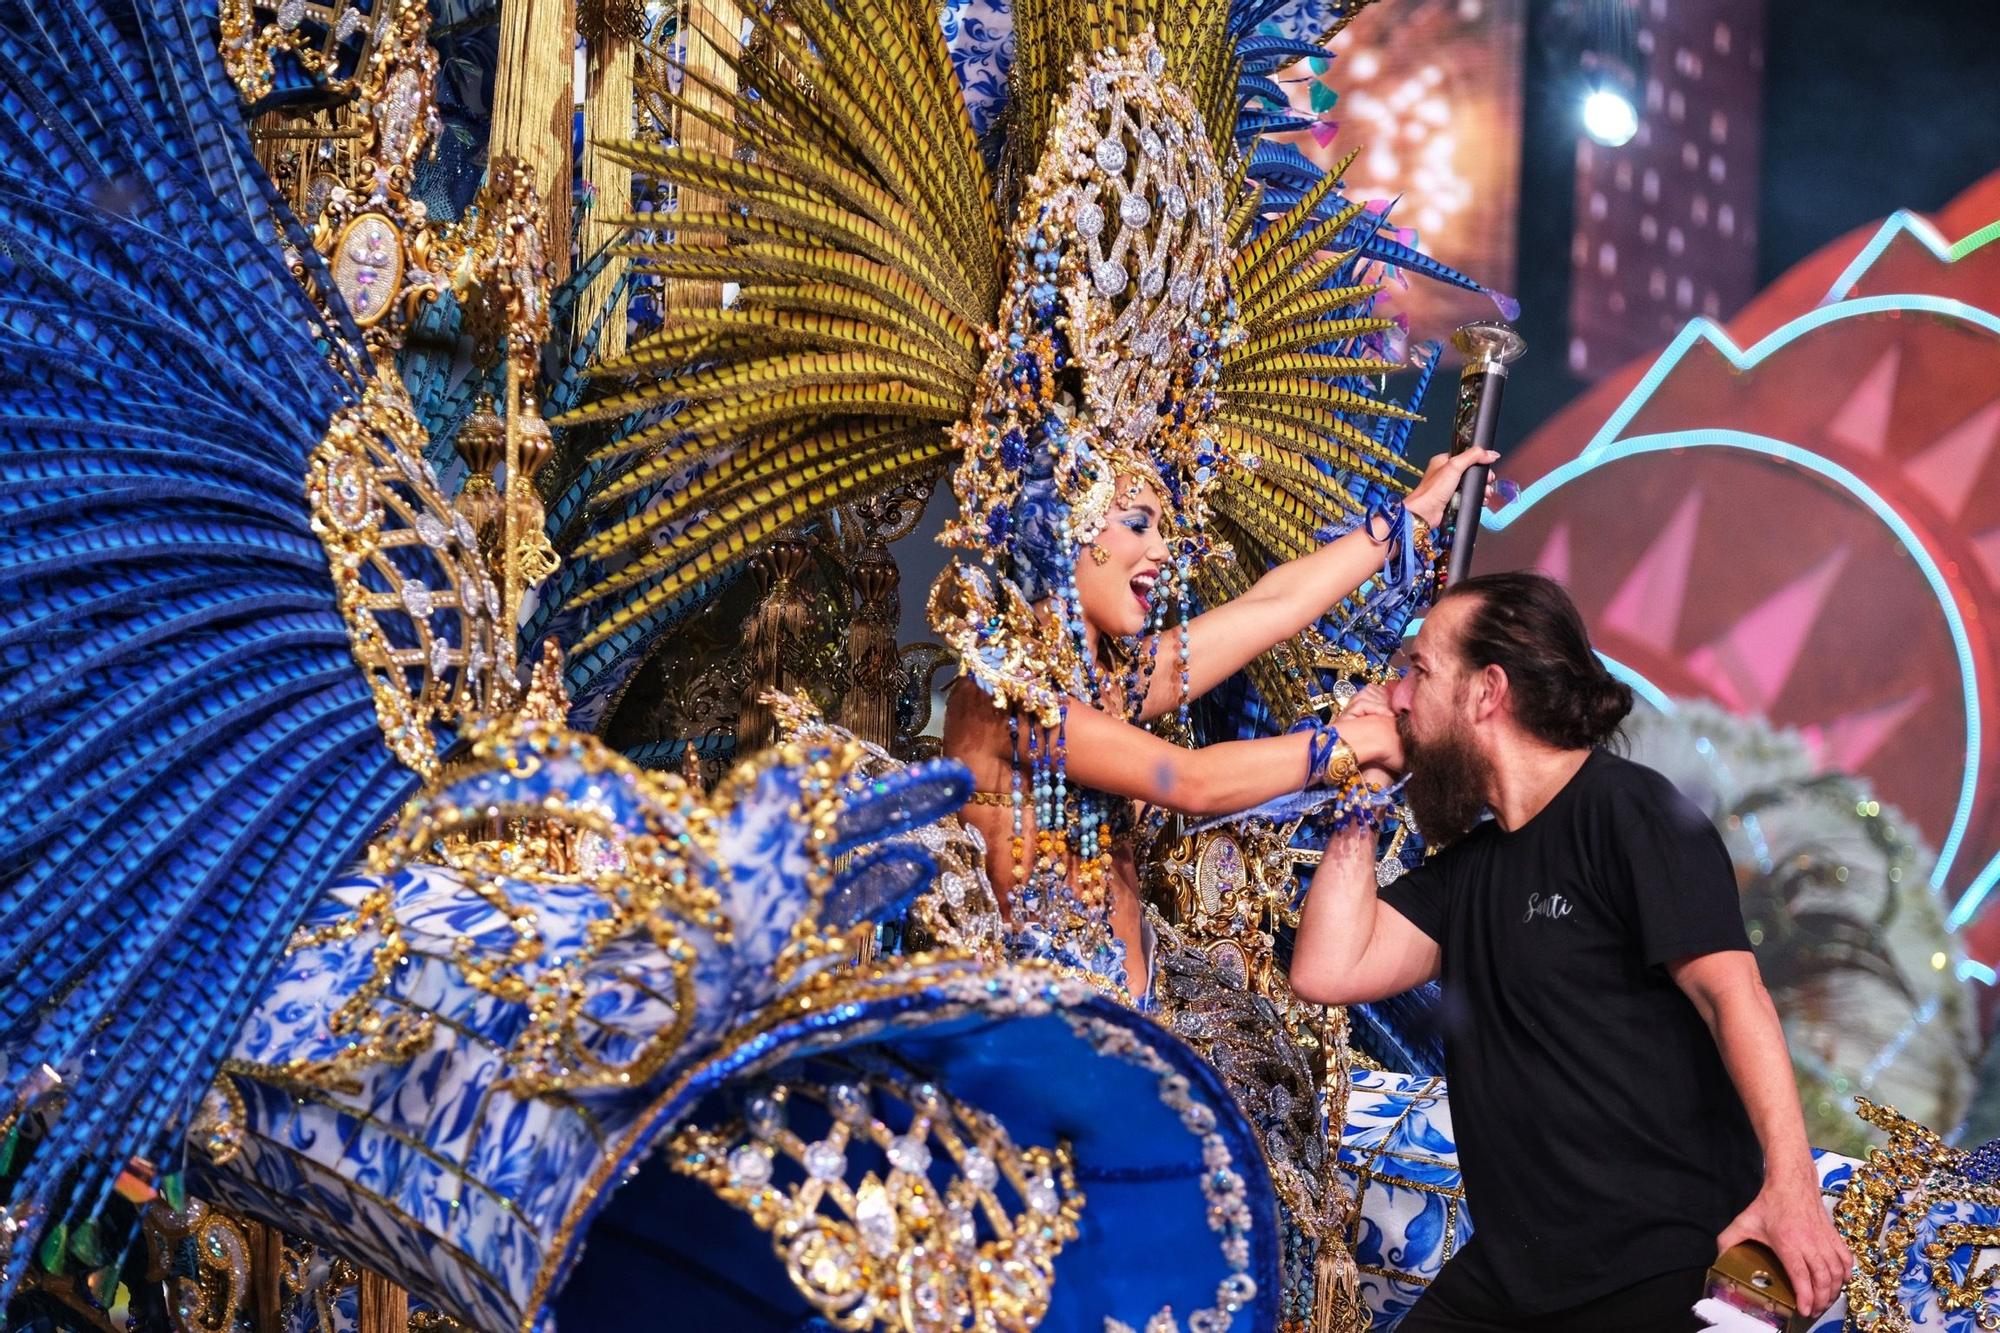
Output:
1089,544,1111,566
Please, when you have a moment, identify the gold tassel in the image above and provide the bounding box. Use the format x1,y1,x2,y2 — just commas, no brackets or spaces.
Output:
736,538,814,749
490,0,576,281
1312,1235,1363,1333
243,1219,284,1333
840,544,901,747
577,26,634,358
661,0,745,312
1313,1002,1364,1333
356,1270,408,1333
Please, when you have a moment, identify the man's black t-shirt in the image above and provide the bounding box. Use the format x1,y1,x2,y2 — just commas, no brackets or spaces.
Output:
1378,748,1762,1313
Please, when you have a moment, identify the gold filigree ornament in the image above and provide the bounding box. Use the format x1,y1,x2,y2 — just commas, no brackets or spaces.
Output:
220,0,433,112
305,376,504,779
282,718,729,1095
143,1198,251,1333
1835,1097,2000,1331
671,1071,1083,1332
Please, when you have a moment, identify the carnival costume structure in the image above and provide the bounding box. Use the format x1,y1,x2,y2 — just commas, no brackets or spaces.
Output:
5,1,1999,1332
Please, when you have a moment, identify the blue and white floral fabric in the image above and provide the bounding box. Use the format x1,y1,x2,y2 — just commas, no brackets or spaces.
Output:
1337,1071,2000,1332
201,725,1282,1333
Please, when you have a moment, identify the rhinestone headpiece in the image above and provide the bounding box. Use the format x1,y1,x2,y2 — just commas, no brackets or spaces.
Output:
672,1069,1084,1332
932,33,1239,723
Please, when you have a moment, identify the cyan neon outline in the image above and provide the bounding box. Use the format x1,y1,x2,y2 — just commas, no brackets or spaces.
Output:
1486,292,2000,919
1597,652,1677,715
1824,210,2000,305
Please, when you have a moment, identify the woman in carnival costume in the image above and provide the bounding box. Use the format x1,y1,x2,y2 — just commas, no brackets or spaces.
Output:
0,0,1503,1327
934,368,1492,998
555,0,1505,1003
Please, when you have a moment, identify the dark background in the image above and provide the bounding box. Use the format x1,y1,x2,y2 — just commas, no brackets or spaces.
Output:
1411,0,2000,461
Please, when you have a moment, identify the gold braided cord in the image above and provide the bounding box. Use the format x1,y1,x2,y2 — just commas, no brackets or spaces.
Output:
573,420,936,562
600,349,970,409
586,386,962,507
550,0,999,647
1225,350,1401,380
1223,301,1392,368
1233,204,1370,311
1214,399,1412,471
1255,293,1398,343
1231,160,1345,278
744,12,999,298
576,449,950,648
1236,449,1370,520
1222,172,1266,249
1008,0,1240,181
609,305,977,372
1224,475,1334,556
1197,514,1311,714
1226,376,1420,421
1220,427,1407,499
1245,249,1371,326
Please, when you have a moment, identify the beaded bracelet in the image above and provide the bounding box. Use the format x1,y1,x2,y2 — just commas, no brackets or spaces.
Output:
1290,718,1360,789
1291,717,1400,831
1319,772,1398,832
1411,513,1440,569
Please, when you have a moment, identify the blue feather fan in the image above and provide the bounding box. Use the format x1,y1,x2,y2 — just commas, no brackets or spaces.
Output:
0,0,415,1284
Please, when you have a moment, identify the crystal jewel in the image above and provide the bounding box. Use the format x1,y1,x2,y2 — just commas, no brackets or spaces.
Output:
275,0,305,29
1164,184,1189,220
854,1179,896,1257
947,1201,978,1255
1025,1175,1059,1214
1076,202,1105,238
961,1150,998,1190
400,580,434,618
747,1092,784,1139
335,5,363,39
413,513,448,548
1120,193,1152,228
727,1144,773,1188
827,1083,868,1125
1093,137,1128,175
803,1139,846,1181
886,1134,932,1174
1093,260,1128,297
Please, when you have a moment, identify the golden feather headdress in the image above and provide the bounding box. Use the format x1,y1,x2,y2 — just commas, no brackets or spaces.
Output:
557,0,1420,718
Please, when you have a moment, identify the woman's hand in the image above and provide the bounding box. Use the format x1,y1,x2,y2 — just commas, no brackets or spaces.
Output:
1339,682,1394,721
1403,447,1502,529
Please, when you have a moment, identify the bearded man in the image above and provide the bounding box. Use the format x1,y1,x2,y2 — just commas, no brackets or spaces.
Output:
1294,571,1850,1332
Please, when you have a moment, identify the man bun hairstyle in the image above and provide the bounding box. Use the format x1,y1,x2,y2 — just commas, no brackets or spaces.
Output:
1437,571,1633,750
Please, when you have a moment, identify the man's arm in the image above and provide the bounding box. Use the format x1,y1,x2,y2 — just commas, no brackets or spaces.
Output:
1290,826,1440,1006
1671,950,1853,1316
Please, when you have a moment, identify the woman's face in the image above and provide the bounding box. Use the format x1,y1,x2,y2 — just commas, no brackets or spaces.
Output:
1075,477,1171,641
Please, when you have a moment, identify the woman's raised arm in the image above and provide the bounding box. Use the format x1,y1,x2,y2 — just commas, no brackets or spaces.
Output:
1134,447,1498,721
1050,700,1400,817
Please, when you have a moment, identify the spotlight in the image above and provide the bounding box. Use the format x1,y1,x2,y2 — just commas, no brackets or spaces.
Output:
1581,85,1638,147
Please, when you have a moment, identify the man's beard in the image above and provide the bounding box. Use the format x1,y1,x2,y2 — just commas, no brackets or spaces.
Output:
1398,712,1495,848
